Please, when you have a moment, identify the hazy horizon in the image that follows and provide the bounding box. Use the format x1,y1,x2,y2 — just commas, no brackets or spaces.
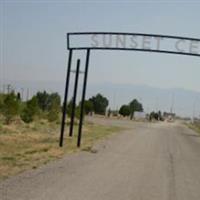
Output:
2,79,200,118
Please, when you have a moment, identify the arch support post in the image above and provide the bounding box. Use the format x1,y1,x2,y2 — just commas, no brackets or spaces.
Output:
69,59,80,137
59,49,73,147
77,49,90,147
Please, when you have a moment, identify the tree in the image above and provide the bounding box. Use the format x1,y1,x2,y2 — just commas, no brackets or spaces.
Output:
84,100,93,115
2,93,19,124
149,111,163,121
17,92,21,101
149,111,159,121
119,105,130,117
66,99,80,119
47,108,59,122
75,105,81,119
49,93,61,110
129,99,143,120
66,99,73,117
35,91,50,111
89,93,109,115
158,111,162,121
21,96,39,123
36,91,61,112
0,94,5,114
47,93,61,122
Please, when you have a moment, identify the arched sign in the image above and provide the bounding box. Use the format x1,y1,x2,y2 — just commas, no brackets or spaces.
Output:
68,32,200,56
60,32,200,147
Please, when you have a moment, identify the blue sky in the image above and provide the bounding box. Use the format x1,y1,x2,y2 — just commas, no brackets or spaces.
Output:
1,0,200,115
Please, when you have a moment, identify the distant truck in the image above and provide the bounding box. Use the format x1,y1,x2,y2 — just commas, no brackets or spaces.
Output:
163,112,176,122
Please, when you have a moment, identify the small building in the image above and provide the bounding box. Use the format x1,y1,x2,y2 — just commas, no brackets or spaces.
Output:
134,112,146,120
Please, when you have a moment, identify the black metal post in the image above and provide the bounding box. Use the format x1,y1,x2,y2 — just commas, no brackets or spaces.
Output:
69,59,80,137
59,49,73,147
77,49,90,147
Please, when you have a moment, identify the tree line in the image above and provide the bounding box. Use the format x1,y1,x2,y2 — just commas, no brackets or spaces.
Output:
0,91,61,124
0,89,146,124
0,91,110,124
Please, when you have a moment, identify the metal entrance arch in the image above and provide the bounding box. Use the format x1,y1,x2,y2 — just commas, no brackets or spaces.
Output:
59,32,200,147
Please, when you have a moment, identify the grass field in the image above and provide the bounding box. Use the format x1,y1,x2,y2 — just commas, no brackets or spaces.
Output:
0,119,123,180
187,122,200,135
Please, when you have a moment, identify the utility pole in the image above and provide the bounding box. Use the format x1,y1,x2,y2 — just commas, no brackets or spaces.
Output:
170,93,175,114
113,92,116,111
7,84,11,94
3,84,5,94
155,97,159,112
21,88,24,101
192,96,199,123
26,88,29,101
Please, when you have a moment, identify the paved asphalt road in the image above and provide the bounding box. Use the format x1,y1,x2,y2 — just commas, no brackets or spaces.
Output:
1,118,200,200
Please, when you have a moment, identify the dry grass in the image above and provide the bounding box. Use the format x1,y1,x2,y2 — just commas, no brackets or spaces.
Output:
186,122,200,135
0,119,123,180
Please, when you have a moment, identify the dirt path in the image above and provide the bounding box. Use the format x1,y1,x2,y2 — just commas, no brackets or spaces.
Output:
1,119,200,200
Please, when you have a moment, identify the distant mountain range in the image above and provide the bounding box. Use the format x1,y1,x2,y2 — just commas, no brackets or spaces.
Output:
3,80,200,118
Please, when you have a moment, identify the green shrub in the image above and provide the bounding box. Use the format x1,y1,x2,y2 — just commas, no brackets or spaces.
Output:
47,110,59,122
2,93,19,124
20,96,39,123
21,107,34,123
47,96,60,122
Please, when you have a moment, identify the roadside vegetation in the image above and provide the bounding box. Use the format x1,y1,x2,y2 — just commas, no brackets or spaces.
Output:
119,99,143,119
0,88,167,180
0,119,121,180
118,99,164,121
187,121,200,135
0,90,123,180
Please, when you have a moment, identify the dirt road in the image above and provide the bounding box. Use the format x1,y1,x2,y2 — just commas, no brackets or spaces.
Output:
1,119,200,200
